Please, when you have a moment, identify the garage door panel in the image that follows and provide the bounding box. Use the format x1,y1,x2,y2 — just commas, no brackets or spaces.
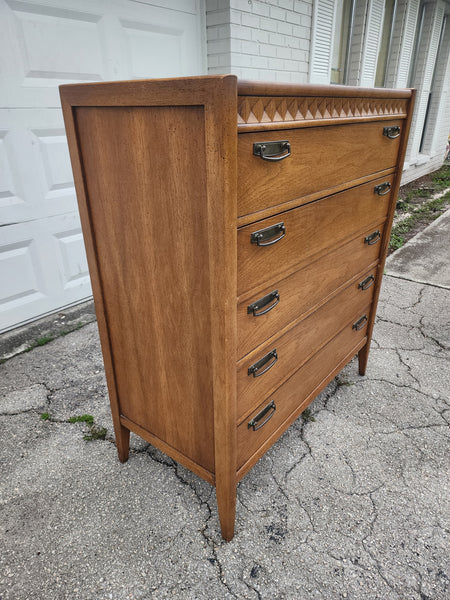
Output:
0,131,20,207
0,110,77,225
0,214,91,331
0,0,205,331
2,1,108,107
129,0,199,14
33,129,74,196
0,238,45,310
12,2,104,82
122,20,184,78
54,228,90,291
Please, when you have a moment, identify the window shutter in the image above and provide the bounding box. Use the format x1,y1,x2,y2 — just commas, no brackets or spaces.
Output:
408,2,445,157
360,0,385,86
396,0,420,87
310,0,336,84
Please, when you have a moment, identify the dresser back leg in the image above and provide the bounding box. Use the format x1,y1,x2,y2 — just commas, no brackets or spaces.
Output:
115,423,130,463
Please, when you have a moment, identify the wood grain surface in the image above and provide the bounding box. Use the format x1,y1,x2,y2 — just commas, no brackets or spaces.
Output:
237,315,370,471
237,119,402,217
237,268,376,423
237,228,383,359
60,76,414,542
237,174,394,296
75,105,216,471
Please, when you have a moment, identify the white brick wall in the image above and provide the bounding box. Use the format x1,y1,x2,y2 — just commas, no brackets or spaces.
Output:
206,0,312,81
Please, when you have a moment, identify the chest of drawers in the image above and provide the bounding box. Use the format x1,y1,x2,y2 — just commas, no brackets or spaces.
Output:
60,76,414,541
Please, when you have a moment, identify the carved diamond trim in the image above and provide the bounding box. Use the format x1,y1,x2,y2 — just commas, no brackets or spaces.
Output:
237,96,408,125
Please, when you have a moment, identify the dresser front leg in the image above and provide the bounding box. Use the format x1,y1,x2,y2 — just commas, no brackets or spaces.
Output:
216,478,237,542
358,343,370,376
115,422,130,463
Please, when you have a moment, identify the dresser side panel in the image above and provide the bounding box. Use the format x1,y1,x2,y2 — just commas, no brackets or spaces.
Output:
74,105,215,472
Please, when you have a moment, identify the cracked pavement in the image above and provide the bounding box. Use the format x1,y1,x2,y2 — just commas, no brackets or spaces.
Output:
1,214,449,599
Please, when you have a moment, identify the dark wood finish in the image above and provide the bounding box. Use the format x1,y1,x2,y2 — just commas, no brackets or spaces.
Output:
237,228,383,359
236,168,396,227
75,105,215,471
238,174,394,296
237,269,376,422
60,75,238,541
60,76,414,542
237,80,413,98
238,120,401,217
237,317,369,471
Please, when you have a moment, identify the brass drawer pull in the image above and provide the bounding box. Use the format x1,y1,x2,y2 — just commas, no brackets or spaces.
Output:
383,126,401,139
364,230,381,245
248,400,276,431
253,140,291,162
374,182,391,196
358,274,375,291
247,290,280,317
251,222,286,246
353,314,368,331
248,349,278,378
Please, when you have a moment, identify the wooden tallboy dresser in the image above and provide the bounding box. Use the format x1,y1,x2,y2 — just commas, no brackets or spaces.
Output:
60,76,414,541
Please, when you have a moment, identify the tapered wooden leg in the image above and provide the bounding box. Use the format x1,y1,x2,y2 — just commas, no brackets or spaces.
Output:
358,343,370,376
216,478,237,542
115,423,130,463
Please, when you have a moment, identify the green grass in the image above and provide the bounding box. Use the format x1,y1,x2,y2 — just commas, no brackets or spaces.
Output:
83,426,107,442
24,322,84,354
40,412,51,421
67,414,94,425
67,413,107,442
302,408,316,422
431,163,450,190
390,188,450,251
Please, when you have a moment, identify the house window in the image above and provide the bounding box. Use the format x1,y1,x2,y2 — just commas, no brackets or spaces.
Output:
330,0,354,84
375,0,397,87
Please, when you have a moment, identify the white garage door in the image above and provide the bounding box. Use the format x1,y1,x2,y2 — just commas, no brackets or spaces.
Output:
0,0,206,332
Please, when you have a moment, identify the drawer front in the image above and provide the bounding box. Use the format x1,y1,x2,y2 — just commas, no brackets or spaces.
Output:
238,226,383,359
237,316,368,469
237,174,392,296
237,271,376,422
238,119,402,218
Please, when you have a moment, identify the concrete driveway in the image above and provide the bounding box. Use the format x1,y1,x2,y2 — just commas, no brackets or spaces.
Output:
1,212,449,600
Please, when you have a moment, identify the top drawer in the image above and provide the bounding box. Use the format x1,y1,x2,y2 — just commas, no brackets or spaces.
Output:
237,119,402,218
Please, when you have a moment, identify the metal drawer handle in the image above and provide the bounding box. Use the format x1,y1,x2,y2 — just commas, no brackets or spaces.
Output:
383,126,401,139
253,140,291,162
358,274,375,291
248,290,280,317
353,314,368,331
251,222,286,247
364,230,381,245
248,349,278,378
374,182,391,196
248,400,276,431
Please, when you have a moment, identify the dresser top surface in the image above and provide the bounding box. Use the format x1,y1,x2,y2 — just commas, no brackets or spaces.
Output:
237,79,413,99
